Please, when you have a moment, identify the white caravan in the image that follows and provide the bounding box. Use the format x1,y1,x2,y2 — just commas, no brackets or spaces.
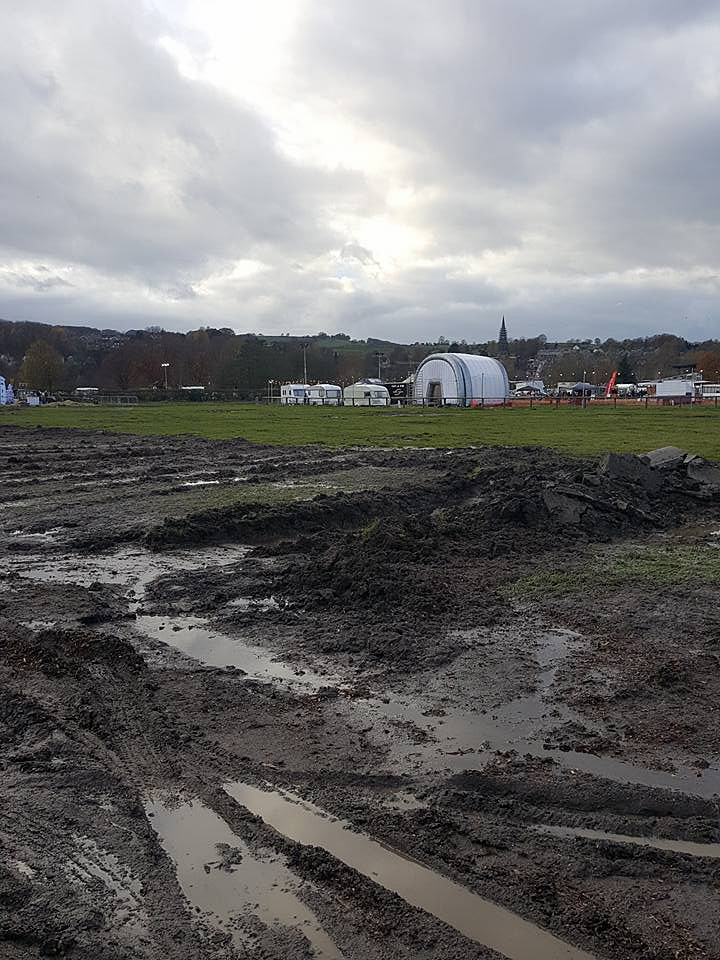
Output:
307,383,342,405
280,383,310,404
343,380,390,406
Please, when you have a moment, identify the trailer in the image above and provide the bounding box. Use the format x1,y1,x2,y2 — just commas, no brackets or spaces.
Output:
280,383,310,405
656,379,694,402
306,383,342,405
343,381,390,406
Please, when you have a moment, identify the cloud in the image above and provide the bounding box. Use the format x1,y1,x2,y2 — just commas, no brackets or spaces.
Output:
0,0,719,341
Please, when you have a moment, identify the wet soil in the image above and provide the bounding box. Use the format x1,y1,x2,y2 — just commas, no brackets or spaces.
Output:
2,426,720,960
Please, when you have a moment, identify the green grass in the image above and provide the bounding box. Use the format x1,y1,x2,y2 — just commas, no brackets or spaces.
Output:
2,402,720,458
506,545,720,600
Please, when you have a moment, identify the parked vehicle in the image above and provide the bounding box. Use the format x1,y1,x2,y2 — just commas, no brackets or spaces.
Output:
280,383,310,404
343,380,390,406
656,379,694,401
306,383,342,405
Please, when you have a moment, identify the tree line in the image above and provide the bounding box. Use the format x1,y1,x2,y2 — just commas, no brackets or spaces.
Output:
2,319,720,395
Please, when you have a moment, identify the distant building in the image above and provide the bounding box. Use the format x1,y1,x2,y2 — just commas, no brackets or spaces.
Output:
498,317,509,355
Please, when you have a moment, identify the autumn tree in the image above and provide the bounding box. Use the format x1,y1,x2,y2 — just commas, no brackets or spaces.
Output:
19,340,64,391
695,350,720,380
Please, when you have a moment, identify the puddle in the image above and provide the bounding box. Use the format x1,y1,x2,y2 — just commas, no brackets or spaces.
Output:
134,615,334,691
19,545,248,600
225,781,594,960
346,632,720,799
146,795,341,957
139,615,720,798
535,824,720,859
8,527,63,543
180,476,247,487
228,596,280,611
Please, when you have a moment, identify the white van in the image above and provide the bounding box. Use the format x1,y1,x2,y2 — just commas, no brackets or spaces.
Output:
343,381,390,406
307,383,342,405
280,383,310,404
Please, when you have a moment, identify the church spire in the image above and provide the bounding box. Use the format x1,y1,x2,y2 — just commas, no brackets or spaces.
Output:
498,316,509,355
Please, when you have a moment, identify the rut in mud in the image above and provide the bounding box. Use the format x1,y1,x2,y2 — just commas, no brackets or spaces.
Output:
2,426,720,960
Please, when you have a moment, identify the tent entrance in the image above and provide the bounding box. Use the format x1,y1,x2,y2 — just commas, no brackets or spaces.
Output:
426,381,443,405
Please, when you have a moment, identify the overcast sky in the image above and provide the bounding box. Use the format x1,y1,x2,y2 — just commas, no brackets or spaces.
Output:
1,1,719,342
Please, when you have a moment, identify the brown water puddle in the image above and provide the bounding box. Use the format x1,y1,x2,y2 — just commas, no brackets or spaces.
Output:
18,545,248,598
224,780,596,960
138,613,720,798
146,795,342,958
135,615,338,691
536,824,720,858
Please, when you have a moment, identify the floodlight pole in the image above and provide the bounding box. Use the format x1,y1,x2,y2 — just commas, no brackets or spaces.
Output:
301,343,308,383
161,362,170,391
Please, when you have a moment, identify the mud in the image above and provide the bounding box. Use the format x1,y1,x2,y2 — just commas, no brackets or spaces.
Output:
1,425,720,960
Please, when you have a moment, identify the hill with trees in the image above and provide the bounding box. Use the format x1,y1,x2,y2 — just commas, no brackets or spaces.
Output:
1,318,719,397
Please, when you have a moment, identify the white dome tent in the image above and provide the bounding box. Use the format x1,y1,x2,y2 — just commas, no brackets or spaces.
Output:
413,353,509,407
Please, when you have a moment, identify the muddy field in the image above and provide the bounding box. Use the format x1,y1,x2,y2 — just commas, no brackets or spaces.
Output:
2,426,720,960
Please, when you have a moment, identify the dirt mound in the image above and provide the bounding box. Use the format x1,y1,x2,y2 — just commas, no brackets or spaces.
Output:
143,466,475,550
0,620,146,678
241,446,716,633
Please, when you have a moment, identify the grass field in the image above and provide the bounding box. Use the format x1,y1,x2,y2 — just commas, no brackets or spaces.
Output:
2,402,720,458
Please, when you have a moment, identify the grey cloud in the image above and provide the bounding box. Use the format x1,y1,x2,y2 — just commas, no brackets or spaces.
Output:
0,0,719,342
0,1,357,282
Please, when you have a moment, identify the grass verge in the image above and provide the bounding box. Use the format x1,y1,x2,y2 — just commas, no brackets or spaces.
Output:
506,545,720,600
2,402,720,458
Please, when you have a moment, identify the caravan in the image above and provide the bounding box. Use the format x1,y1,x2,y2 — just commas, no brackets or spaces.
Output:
343,380,390,406
306,383,342,405
280,383,310,404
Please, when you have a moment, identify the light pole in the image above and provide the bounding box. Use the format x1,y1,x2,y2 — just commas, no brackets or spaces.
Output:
161,362,170,390
267,379,274,403
300,343,309,383
373,351,385,380
582,368,586,408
